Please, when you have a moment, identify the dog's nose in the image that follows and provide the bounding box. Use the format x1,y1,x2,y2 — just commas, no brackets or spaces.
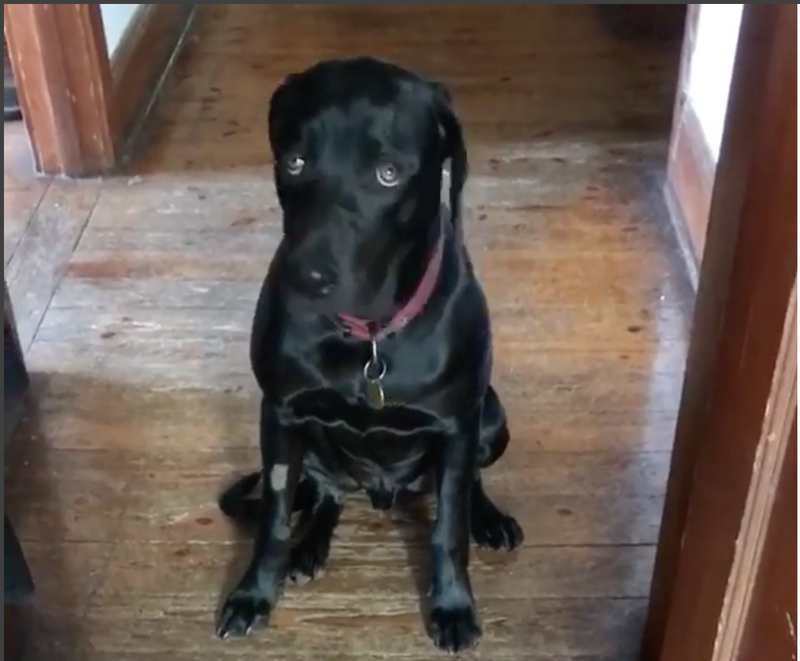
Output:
292,266,337,298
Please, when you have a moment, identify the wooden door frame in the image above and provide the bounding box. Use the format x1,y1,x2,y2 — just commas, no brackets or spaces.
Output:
3,4,117,176
642,4,797,661
3,3,196,178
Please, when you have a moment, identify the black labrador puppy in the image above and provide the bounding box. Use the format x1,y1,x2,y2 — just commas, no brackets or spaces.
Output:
215,56,523,653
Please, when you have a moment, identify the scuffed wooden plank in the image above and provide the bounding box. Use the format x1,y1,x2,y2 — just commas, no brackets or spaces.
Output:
4,182,100,349
95,540,655,601
84,597,649,658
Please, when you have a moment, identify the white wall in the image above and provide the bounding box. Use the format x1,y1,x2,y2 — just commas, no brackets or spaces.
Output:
100,4,143,59
685,4,744,160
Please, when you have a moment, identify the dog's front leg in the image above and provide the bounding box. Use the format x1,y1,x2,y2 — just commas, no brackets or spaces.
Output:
428,422,481,653
216,399,301,638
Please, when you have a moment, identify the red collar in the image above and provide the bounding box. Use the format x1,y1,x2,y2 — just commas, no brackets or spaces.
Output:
337,233,445,341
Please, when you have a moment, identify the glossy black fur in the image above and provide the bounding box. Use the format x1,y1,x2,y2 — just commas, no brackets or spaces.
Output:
215,57,523,654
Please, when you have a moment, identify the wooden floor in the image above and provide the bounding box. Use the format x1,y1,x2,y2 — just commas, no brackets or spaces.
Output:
4,5,692,660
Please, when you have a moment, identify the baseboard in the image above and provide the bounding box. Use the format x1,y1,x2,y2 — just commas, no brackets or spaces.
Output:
665,102,715,284
110,4,197,156
663,179,699,290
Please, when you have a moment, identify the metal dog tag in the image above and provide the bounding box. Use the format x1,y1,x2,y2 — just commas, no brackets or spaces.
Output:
364,372,386,409
363,337,387,409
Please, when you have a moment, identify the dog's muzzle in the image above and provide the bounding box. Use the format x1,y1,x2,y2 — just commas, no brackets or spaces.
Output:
287,263,338,300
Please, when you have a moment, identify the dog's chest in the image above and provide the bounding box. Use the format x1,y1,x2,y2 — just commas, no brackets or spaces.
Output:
288,386,440,433
280,333,448,430
309,332,445,408
276,324,466,492
289,388,440,494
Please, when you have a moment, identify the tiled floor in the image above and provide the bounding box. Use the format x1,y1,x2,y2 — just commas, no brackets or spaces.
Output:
4,5,692,659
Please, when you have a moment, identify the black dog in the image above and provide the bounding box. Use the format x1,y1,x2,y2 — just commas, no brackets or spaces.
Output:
215,57,523,654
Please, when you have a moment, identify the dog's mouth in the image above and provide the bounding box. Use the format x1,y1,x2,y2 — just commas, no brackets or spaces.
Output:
297,234,445,341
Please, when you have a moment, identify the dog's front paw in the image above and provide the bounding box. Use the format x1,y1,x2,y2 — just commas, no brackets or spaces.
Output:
472,508,524,551
287,536,330,586
429,602,482,654
216,586,274,639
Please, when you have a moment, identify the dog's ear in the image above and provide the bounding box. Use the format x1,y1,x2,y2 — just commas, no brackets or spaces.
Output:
430,81,468,241
267,73,299,157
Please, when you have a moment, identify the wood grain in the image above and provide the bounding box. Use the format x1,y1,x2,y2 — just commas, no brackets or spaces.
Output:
4,182,100,350
81,598,649,658
737,415,797,661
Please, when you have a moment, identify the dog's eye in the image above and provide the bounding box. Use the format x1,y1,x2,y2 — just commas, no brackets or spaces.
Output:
286,155,305,176
376,163,401,188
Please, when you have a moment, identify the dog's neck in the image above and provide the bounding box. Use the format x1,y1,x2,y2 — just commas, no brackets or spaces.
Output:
337,225,445,342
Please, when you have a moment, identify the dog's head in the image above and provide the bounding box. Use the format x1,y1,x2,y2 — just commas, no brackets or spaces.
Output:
268,57,467,321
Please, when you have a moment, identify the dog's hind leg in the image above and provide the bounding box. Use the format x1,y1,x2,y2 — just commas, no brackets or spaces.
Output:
472,386,524,550
470,474,524,551
218,471,317,523
286,484,343,585
477,385,510,469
